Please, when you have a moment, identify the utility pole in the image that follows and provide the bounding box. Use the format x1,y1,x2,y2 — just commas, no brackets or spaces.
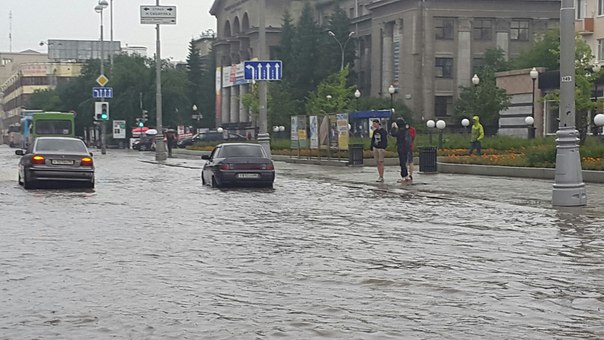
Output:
154,0,167,161
552,0,586,206
257,0,271,158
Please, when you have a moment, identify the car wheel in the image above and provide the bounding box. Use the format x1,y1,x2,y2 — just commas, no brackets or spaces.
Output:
201,172,206,185
211,176,221,188
18,173,23,186
23,171,36,190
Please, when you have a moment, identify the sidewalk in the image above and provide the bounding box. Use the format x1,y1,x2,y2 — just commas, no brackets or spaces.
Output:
169,148,604,215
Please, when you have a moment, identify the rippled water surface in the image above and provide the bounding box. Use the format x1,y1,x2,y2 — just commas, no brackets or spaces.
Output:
0,147,603,339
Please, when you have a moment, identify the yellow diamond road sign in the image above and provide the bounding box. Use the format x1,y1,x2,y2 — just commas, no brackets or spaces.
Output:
96,74,109,87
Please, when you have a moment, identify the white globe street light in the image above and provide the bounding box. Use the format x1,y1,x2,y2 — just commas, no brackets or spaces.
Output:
525,116,535,126
279,126,285,132
594,113,604,136
217,127,224,133
273,126,279,133
472,74,480,86
461,118,470,127
354,89,361,98
436,120,446,149
593,63,601,73
426,120,435,128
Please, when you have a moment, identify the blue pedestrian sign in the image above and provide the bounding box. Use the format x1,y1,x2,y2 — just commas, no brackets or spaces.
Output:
92,87,113,99
244,60,282,81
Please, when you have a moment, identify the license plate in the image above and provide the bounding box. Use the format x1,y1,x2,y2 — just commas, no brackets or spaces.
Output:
237,173,259,179
51,159,74,165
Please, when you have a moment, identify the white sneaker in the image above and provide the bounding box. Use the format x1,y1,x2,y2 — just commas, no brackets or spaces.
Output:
376,177,384,182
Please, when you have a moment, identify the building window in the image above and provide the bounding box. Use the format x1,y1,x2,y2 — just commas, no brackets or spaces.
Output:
473,19,493,41
600,0,604,16
435,96,453,116
510,20,529,41
435,57,454,78
435,17,455,40
598,39,604,61
577,0,586,19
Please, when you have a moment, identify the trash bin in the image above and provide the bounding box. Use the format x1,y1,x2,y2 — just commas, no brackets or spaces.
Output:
348,144,364,166
419,146,437,173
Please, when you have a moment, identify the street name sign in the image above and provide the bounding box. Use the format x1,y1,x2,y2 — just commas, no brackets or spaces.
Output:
92,87,113,99
140,5,176,25
244,60,282,81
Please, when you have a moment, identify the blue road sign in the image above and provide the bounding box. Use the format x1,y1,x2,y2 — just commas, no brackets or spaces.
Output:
92,87,113,99
244,60,282,81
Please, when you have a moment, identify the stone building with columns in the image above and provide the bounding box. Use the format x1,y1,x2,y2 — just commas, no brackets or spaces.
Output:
210,0,561,128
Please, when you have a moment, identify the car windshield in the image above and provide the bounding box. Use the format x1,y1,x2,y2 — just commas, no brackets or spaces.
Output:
219,145,264,158
35,139,88,153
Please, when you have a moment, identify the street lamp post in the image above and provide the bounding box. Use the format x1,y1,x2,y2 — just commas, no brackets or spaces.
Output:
461,118,470,133
328,31,355,71
95,0,108,155
436,120,446,149
354,89,361,111
529,67,539,139
591,64,601,136
426,119,435,145
553,0,586,206
594,113,604,136
257,0,270,158
388,85,395,115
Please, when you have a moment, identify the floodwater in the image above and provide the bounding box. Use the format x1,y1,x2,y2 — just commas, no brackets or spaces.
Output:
0,146,602,339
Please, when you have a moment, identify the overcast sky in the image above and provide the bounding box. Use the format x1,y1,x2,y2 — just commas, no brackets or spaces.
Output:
2,0,217,62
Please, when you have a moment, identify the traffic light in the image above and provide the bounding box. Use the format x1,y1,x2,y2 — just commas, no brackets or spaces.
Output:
100,103,109,120
94,102,109,121
136,118,144,127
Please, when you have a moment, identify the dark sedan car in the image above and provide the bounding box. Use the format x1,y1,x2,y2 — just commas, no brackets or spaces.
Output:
177,131,246,148
16,137,95,189
201,143,275,188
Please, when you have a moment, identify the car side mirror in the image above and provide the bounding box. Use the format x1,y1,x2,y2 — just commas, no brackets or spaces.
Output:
15,149,24,156
201,155,210,160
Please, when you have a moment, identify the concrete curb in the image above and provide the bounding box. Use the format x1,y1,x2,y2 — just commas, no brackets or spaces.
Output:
174,149,604,184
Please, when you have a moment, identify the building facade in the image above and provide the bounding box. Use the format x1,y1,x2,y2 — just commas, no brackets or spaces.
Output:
210,0,561,128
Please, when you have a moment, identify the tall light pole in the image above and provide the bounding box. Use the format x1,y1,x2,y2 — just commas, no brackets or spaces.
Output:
354,89,361,111
553,0,586,206
529,67,539,139
95,0,108,155
110,0,114,74
257,0,271,158
388,85,395,115
153,0,167,161
328,31,354,71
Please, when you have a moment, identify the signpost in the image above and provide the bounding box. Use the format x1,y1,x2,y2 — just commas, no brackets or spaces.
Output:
244,60,282,81
140,5,176,25
92,87,113,99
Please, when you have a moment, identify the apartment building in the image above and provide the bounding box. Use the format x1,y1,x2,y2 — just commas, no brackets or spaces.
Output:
210,0,560,127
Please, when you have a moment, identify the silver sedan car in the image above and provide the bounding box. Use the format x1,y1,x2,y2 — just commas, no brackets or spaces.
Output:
16,137,95,189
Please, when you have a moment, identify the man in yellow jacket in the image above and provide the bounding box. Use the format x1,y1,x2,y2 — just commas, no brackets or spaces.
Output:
469,115,484,156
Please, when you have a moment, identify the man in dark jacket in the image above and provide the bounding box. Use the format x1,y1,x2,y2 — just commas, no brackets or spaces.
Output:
390,118,411,182
370,119,388,182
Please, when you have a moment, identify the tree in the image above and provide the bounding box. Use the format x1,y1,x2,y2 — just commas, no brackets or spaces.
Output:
186,40,204,125
509,29,561,71
305,67,355,114
289,2,322,99
540,35,597,144
454,48,511,130
321,4,356,80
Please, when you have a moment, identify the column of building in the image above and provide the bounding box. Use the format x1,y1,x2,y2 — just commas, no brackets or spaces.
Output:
381,22,395,96
456,18,472,90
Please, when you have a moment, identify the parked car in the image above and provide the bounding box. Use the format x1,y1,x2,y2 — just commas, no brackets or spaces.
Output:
15,137,95,189
177,131,246,148
132,136,156,151
201,143,275,188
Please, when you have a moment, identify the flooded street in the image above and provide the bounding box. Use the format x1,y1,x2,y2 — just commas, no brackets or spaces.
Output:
1,146,603,339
